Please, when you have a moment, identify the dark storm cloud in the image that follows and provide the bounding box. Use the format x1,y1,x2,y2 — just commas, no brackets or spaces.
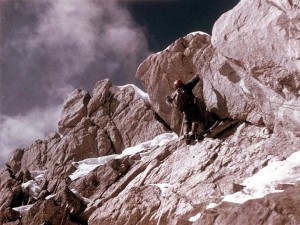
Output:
0,0,150,165
1,0,149,115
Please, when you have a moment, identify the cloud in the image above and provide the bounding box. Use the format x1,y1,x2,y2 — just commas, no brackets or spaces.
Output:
1,0,150,114
0,105,62,167
0,0,151,167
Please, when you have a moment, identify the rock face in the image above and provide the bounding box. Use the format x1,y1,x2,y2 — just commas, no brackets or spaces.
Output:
0,80,168,224
136,32,213,132
1,0,300,224
137,0,300,135
211,0,300,135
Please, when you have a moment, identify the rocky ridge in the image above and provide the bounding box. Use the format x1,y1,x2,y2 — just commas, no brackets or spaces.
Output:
1,0,300,224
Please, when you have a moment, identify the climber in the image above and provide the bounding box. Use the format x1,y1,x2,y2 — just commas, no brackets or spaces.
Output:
166,74,204,144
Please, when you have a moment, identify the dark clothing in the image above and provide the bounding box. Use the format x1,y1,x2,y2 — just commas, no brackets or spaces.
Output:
181,75,200,96
167,75,200,114
180,75,201,123
167,75,200,110
166,75,203,136
183,104,202,125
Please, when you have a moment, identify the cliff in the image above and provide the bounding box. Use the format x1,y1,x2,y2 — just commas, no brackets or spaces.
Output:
1,0,300,224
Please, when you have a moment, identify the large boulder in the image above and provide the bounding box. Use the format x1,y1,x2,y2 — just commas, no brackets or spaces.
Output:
136,0,300,136
136,32,213,132
58,89,91,134
211,0,300,135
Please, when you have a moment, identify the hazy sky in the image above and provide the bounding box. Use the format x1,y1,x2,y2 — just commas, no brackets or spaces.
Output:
0,0,239,166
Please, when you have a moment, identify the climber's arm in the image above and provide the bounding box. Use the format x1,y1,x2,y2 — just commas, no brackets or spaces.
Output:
185,74,200,91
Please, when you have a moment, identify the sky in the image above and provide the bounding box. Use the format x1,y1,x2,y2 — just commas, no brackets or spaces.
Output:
0,0,239,166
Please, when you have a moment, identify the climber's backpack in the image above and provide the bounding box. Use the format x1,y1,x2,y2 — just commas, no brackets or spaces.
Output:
172,88,194,111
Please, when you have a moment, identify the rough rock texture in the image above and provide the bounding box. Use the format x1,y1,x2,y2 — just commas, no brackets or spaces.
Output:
211,0,300,135
200,185,300,225
1,0,300,224
0,80,167,224
136,32,213,132
58,89,91,134
136,0,300,135
87,123,299,225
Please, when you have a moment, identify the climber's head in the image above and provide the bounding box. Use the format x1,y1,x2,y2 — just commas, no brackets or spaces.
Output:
174,80,184,89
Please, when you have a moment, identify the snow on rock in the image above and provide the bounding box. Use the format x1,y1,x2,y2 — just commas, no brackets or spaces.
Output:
21,180,42,199
149,183,172,196
117,132,177,158
69,133,177,180
69,155,118,181
189,213,201,222
12,204,34,217
2,0,300,224
190,31,209,36
223,150,300,204
110,84,150,105
30,170,47,182
239,79,251,95
206,203,220,209
45,194,56,200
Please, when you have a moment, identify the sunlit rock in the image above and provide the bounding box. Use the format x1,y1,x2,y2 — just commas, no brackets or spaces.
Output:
1,0,300,224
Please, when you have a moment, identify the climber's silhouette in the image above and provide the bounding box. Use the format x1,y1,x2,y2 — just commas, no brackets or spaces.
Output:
166,74,204,144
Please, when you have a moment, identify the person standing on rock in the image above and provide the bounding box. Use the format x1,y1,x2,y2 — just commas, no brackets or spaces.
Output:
166,74,204,144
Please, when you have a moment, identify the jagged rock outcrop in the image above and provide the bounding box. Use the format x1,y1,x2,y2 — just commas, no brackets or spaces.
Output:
137,0,300,136
136,32,213,132
87,123,300,225
58,89,91,134
1,0,300,224
0,80,168,223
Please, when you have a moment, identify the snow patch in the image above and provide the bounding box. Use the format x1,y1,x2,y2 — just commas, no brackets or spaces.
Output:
30,170,47,181
110,84,150,104
117,133,177,158
189,213,201,222
21,180,42,199
223,150,300,204
189,31,209,36
69,133,177,180
13,204,34,216
45,194,56,200
69,154,118,180
206,202,220,209
149,183,172,196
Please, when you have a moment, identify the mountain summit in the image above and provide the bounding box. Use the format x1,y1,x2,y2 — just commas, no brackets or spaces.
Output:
1,0,300,224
